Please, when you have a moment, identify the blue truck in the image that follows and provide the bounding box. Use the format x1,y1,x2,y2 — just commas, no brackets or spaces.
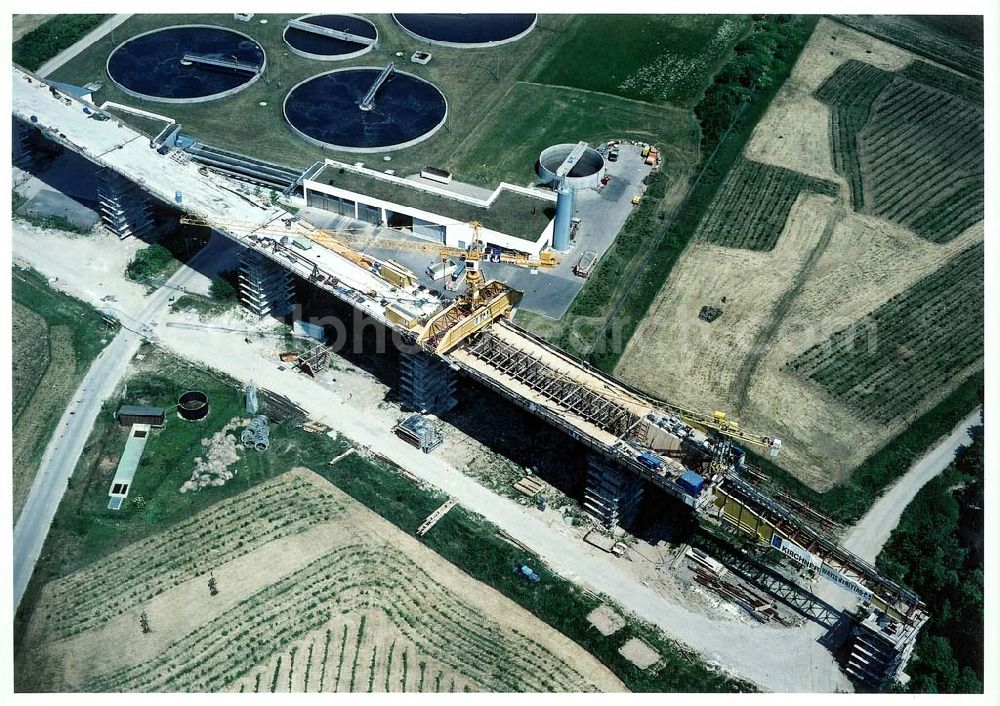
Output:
636,452,663,472
513,563,540,584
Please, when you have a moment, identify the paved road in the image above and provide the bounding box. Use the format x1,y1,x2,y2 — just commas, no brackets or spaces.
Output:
37,14,132,78
12,236,232,608
841,408,982,563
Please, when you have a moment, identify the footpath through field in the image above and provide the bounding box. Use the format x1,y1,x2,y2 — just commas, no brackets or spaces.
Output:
37,14,133,78
12,233,233,608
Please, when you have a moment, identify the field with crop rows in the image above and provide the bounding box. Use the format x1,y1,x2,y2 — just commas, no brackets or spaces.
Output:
786,242,983,421
694,157,837,250
22,469,621,693
814,60,894,209
833,15,983,79
815,59,983,243
859,78,983,242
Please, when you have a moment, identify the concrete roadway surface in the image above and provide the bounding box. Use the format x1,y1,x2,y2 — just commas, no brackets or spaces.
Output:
12,234,235,608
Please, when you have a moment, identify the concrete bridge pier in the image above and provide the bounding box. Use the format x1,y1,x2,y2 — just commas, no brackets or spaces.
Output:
96,168,153,239
237,249,295,319
399,349,457,416
583,454,644,528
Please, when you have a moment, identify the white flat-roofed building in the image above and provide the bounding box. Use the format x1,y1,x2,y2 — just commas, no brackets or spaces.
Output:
302,159,557,257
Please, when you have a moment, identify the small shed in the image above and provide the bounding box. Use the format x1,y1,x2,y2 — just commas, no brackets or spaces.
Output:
117,405,165,428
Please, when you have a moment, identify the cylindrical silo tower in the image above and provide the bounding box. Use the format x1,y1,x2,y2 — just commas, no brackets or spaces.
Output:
553,186,575,252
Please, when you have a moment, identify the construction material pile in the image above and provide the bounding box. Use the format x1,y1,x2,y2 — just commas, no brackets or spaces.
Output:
180,418,241,492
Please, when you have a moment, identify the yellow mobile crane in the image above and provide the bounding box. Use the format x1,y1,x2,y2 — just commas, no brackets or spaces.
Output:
311,219,560,270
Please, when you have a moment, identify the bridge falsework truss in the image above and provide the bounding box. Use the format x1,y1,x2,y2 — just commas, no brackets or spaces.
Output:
464,328,641,439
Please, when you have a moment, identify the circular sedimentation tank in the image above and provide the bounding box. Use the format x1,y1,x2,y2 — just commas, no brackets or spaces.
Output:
283,14,377,61
538,143,606,190
106,25,266,103
177,390,210,421
283,68,447,152
392,14,537,48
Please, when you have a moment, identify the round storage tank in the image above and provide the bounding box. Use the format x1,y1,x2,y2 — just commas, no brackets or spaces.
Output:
106,25,266,103
538,143,605,190
393,14,536,48
283,14,377,61
178,390,210,421
283,67,447,152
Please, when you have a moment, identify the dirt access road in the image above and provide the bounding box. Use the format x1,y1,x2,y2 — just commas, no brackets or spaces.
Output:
842,408,981,563
13,226,850,692
12,230,236,608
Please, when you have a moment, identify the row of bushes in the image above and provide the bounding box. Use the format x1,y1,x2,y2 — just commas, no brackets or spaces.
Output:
877,419,984,693
13,15,108,72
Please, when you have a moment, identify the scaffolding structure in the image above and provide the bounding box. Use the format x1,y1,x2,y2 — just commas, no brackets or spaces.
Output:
583,454,644,527
96,168,153,239
237,249,294,319
399,350,456,415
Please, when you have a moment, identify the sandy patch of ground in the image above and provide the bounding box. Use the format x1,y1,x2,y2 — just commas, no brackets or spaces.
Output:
587,605,626,636
24,468,625,693
745,17,914,182
619,637,661,669
617,192,840,417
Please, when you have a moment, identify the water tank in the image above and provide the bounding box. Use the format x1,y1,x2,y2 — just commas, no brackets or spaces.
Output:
538,143,605,190
553,186,574,251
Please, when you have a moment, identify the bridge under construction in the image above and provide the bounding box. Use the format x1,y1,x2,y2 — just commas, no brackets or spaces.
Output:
11,65,927,690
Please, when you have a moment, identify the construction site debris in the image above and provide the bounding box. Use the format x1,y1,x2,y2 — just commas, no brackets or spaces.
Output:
300,420,328,434
393,414,444,453
328,448,356,466
512,475,545,498
584,529,629,558
416,498,457,536
180,417,241,492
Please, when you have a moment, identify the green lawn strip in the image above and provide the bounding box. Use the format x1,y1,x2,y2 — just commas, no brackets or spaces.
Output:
13,14,109,72
11,268,115,489
449,81,699,187
745,371,983,525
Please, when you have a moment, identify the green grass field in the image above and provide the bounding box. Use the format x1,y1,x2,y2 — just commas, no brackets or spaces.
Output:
11,267,115,524
449,82,700,186
527,15,749,107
